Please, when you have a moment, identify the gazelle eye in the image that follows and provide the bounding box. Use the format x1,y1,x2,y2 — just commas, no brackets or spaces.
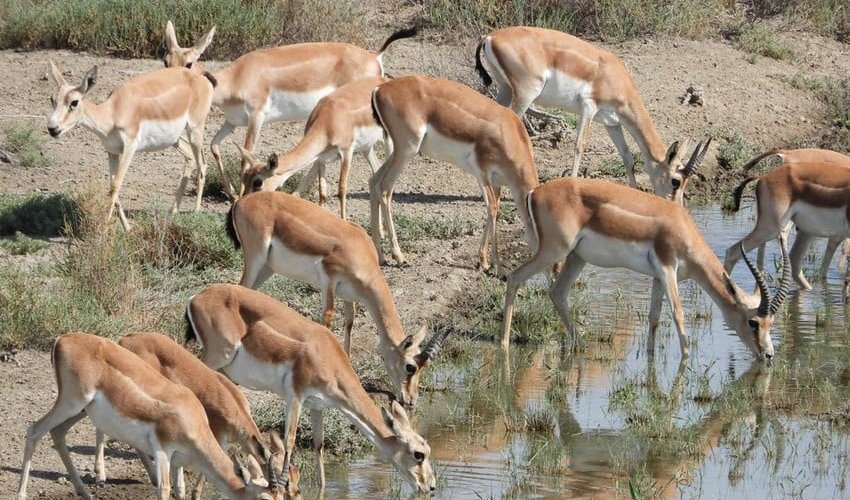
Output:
671,178,681,189
747,319,759,330
185,62,193,69
413,451,425,462
69,99,79,109
405,363,417,375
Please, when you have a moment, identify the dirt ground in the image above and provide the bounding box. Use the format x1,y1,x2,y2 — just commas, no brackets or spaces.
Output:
1,20,849,499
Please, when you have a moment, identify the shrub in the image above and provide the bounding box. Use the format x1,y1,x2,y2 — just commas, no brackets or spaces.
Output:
710,126,759,170
0,0,365,59
130,211,239,271
0,231,48,255
0,192,78,237
733,22,794,60
2,121,53,168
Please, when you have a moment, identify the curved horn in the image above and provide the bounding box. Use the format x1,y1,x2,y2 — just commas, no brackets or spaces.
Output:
740,242,770,316
418,326,452,363
769,232,792,315
362,380,398,403
267,457,279,490
682,137,713,177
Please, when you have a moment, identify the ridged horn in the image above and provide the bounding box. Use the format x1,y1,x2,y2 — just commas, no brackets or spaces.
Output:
267,458,279,490
740,242,770,316
418,326,452,363
769,232,792,315
682,137,712,178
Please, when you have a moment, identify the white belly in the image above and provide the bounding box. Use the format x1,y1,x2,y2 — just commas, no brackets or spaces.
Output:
536,70,621,127
222,347,293,397
135,116,188,152
574,230,660,276
352,125,384,153
267,239,329,290
790,202,848,237
85,391,159,455
264,87,336,124
419,125,480,179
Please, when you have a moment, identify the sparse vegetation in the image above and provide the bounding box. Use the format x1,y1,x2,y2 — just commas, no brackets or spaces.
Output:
2,121,53,169
0,192,78,237
0,231,48,255
732,22,795,60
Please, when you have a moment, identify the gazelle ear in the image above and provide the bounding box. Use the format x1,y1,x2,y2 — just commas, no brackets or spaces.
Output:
194,26,216,55
79,66,97,94
165,20,179,51
401,325,428,350
267,153,279,172
47,60,67,87
383,401,411,435
665,141,680,164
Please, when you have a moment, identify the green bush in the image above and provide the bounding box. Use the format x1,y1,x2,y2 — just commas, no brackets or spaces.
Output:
0,0,365,59
0,192,78,237
2,121,53,168
733,22,794,60
0,231,48,255
130,211,239,271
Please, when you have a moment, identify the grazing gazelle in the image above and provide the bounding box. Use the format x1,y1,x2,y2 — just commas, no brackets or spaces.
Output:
185,284,440,493
725,148,850,291
369,74,541,272
162,21,416,197
46,60,215,230
501,177,791,360
226,188,450,407
92,332,286,500
475,26,705,197
242,76,388,220
17,333,283,500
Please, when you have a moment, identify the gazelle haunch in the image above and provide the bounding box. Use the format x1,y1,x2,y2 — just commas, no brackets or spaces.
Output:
92,332,288,500
163,21,416,197
46,60,215,230
185,284,437,493
725,148,850,291
17,333,283,500
242,76,388,220
501,178,791,361
370,74,540,272
226,190,450,407
475,26,707,198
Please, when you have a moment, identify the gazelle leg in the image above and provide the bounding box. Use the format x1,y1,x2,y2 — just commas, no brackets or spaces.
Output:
282,398,302,473
153,448,171,500
209,121,237,199
239,111,266,196
369,145,415,266
366,147,385,238
172,152,196,215
188,123,208,213
190,472,205,500
49,412,90,499
548,254,587,351
790,230,815,290
565,101,598,177
317,162,328,207
659,265,688,357
338,148,355,219
343,301,356,355
478,184,499,273
95,429,106,483
172,463,185,500
322,285,335,328
502,246,563,347
820,236,842,279
606,125,637,187
294,161,320,198
310,408,326,487
108,142,138,230
648,278,664,357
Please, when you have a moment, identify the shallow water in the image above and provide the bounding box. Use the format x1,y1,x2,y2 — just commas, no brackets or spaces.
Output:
300,203,850,499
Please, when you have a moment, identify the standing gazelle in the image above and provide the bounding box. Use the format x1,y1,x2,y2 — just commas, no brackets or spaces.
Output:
369,74,540,272
17,333,282,500
93,332,289,500
185,284,439,493
475,26,705,198
226,188,450,407
46,61,215,230
502,178,791,360
163,21,416,197
242,76,388,220
725,148,850,291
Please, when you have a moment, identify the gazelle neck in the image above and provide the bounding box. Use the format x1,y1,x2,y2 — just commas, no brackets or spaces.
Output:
267,132,330,190
81,100,114,141
362,279,407,360
190,436,255,500
686,243,744,322
620,98,668,167
330,366,398,455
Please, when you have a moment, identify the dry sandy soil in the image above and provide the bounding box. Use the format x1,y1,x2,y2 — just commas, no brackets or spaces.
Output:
1,20,849,499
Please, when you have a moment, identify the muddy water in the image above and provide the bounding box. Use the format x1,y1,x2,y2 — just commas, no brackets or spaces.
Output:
301,204,850,499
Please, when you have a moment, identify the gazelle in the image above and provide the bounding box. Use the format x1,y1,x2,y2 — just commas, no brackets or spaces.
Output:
92,332,288,499
226,189,450,407
46,60,215,230
725,148,850,291
163,21,416,197
501,177,791,360
185,284,439,493
17,332,283,500
475,26,705,197
243,76,388,220
369,74,540,272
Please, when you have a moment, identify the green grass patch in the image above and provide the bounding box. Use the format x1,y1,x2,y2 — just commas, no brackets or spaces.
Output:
0,192,79,237
0,231,48,255
732,22,795,60
2,121,52,168
710,126,759,170
130,210,239,271
0,0,365,59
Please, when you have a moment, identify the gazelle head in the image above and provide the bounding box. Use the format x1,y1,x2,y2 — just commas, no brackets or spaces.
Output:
242,151,288,195
163,20,215,71
46,60,96,138
652,138,713,202
723,232,791,362
393,325,451,407
382,400,437,494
